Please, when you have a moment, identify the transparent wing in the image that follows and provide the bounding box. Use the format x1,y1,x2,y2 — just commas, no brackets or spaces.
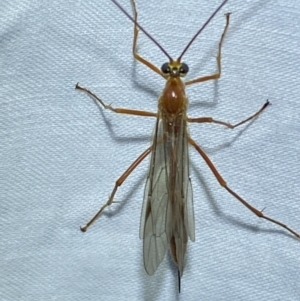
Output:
140,117,168,275
164,118,194,275
140,116,195,276
184,132,195,243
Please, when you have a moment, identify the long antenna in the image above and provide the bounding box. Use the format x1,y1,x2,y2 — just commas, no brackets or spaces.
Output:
110,0,172,61
110,0,229,63
178,0,229,60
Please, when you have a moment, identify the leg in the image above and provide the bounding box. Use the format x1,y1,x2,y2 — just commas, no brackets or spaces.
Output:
185,13,230,86
187,100,270,129
130,0,164,77
76,83,157,118
81,146,152,232
188,136,300,239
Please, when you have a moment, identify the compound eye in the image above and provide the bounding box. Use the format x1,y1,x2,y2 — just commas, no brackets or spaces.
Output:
161,62,170,74
180,62,189,75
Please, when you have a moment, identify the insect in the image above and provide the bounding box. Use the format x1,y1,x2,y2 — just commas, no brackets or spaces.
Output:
76,0,300,292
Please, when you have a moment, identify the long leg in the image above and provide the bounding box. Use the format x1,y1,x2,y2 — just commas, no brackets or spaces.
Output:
81,146,152,232
76,83,157,118
187,100,269,129
188,136,300,239
131,0,164,77
185,13,230,86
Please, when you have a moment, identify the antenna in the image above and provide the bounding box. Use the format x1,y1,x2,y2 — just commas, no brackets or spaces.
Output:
110,0,229,62
178,0,229,60
110,0,172,61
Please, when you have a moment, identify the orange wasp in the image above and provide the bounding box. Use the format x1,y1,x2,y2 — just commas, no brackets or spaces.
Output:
76,0,300,292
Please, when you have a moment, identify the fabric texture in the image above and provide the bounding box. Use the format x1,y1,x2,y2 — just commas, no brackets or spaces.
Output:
1,0,300,300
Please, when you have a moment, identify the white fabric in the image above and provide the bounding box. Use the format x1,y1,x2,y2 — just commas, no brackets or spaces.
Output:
1,0,300,300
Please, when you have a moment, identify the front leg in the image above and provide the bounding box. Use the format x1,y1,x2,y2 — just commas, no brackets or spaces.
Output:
185,13,231,86
130,0,163,77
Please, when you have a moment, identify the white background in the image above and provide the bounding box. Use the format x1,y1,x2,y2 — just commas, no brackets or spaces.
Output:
1,0,300,300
